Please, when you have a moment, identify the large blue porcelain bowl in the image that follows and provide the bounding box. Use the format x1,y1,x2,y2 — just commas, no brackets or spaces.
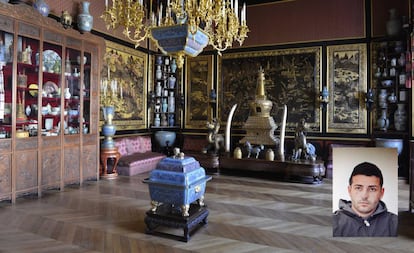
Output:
375,138,403,155
154,131,176,147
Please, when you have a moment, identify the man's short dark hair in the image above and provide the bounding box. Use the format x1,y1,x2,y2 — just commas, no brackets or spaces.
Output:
349,162,383,186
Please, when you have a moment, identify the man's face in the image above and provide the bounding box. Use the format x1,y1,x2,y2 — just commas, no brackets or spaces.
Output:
348,175,384,218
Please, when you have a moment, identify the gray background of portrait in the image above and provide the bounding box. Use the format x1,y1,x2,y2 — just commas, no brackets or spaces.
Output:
332,147,398,215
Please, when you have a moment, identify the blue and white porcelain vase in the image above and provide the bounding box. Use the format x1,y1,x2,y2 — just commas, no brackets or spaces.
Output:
170,58,177,73
156,65,162,80
33,0,49,17
77,1,93,33
102,106,117,149
155,81,162,97
154,113,160,127
162,98,168,113
161,114,167,127
168,114,175,127
377,109,389,131
168,75,176,89
156,56,163,65
168,96,175,113
394,103,407,131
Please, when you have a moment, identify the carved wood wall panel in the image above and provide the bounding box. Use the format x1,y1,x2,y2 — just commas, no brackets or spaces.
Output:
83,134,97,145
41,149,61,187
18,22,40,38
66,36,82,48
82,145,98,180
15,138,38,150
64,136,80,145
64,147,80,184
0,139,11,152
42,137,61,148
0,154,11,200
44,30,63,44
0,14,14,33
15,151,37,191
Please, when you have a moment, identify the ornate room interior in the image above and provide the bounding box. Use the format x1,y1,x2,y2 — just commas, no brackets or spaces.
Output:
0,0,413,252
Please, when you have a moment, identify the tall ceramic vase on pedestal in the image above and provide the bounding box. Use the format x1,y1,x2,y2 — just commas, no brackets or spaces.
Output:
77,1,93,33
102,106,116,149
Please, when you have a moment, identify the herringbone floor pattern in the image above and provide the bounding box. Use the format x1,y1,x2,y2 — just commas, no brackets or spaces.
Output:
0,172,413,253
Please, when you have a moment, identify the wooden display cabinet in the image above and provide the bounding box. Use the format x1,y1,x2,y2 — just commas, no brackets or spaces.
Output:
371,40,410,133
0,4,103,203
150,54,181,129
371,39,411,179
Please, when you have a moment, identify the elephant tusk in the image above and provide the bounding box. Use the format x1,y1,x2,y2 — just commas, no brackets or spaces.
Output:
279,104,287,161
225,104,238,152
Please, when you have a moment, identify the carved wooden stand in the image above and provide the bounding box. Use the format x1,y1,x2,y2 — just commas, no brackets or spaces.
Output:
220,155,325,184
145,204,209,242
100,147,120,179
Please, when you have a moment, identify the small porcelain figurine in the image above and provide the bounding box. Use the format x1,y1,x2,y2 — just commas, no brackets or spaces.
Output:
64,88,71,99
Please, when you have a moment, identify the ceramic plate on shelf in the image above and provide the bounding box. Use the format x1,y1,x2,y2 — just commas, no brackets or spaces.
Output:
28,83,38,97
43,81,58,96
43,50,61,73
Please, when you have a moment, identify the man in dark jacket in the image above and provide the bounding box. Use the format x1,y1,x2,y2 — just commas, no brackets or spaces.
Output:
332,162,398,237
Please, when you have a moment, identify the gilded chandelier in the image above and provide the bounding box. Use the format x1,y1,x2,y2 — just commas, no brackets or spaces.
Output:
101,0,249,67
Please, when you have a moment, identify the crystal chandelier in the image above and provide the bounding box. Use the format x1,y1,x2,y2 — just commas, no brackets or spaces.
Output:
101,0,249,67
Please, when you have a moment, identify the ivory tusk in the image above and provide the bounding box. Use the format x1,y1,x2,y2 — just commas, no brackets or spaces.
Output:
279,104,287,161
225,104,238,152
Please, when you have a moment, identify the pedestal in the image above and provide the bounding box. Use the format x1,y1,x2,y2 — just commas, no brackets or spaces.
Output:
219,155,325,184
145,204,209,242
100,147,120,179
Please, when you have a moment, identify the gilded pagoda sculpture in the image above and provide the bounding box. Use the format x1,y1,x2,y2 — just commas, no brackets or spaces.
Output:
240,67,280,146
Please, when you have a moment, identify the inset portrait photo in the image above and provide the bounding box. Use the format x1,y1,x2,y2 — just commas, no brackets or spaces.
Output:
332,147,398,237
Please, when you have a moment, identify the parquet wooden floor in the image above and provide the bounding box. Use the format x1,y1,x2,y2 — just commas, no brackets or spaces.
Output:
0,172,413,253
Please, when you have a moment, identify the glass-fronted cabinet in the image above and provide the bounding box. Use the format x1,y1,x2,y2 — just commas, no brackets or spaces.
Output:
82,51,91,135
372,40,410,133
41,41,62,137
16,35,42,139
65,47,82,135
0,31,13,139
0,4,103,203
64,48,91,135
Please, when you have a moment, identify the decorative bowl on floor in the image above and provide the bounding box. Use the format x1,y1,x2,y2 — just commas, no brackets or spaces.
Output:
154,130,176,148
375,138,403,155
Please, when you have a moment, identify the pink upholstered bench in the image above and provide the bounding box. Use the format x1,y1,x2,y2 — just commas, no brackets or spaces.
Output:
115,135,166,176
